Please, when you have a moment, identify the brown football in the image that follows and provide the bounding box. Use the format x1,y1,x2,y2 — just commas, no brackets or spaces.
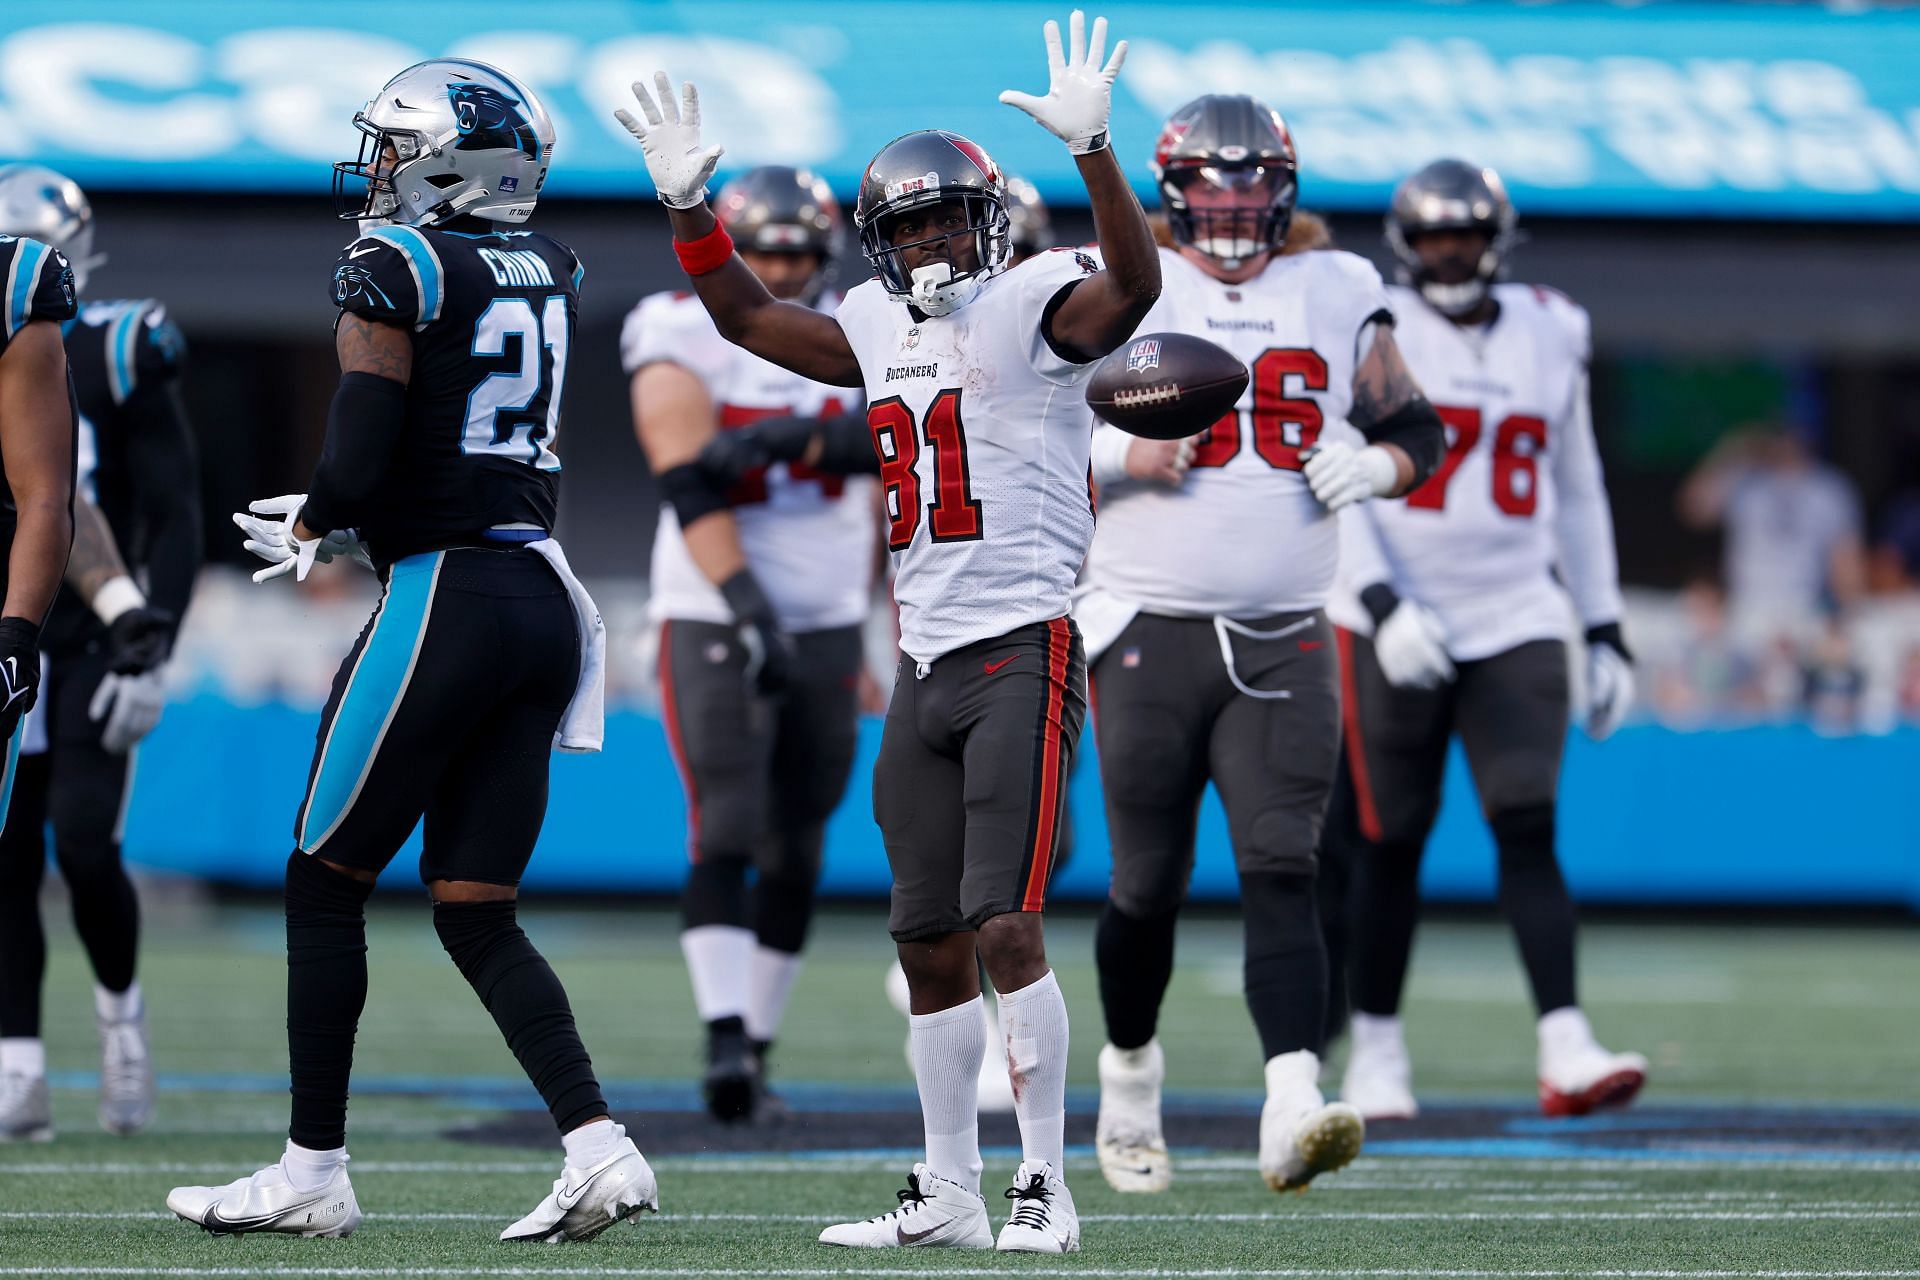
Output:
1085,332,1249,441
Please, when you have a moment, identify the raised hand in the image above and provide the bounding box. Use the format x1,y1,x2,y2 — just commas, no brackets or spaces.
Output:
615,71,725,209
998,10,1128,155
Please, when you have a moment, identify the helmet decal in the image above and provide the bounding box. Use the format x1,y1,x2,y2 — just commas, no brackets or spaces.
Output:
447,82,539,160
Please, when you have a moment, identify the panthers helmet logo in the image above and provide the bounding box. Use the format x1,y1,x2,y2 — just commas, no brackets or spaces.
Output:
446,82,539,160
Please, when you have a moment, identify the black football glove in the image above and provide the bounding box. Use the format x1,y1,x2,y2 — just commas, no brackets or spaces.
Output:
0,616,42,741
105,604,176,676
719,569,793,698
695,416,819,486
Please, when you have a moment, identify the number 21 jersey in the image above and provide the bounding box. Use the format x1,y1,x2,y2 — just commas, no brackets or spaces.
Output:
833,248,1102,664
331,224,582,562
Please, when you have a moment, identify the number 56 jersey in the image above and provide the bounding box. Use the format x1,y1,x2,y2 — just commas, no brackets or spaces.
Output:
833,248,1103,664
330,224,583,562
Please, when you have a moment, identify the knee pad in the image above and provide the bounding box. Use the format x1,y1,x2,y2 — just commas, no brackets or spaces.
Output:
1234,803,1322,879
1490,803,1557,866
1107,849,1191,921
682,858,749,930
752,871,818,954
285,851,375,924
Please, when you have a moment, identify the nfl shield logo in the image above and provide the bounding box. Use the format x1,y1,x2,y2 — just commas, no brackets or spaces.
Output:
1121,647,1142,668
1126,340,1161,374
500,175,519,192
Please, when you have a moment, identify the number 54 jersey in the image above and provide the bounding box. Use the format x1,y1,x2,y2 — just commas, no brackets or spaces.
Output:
330,224,583,561
1327,284,1622,660
1085,245,1391,621
833,248,1103,664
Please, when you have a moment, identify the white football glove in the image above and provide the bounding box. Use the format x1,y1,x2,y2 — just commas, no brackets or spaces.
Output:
998,10,1127,155
614,72,725,209
1584,638,1636,741
1374,599,1455,690
88,668,165,754
1303,442,1399,512
233,494,371,584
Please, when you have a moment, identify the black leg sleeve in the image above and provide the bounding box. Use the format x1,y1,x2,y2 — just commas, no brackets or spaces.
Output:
1095,899,1179,1051
1347,836,1426,1017
285,851,376,1150
434,899,607,1134
0,753,53,1037
1491,803,1578,1015
1240,871,1328,1061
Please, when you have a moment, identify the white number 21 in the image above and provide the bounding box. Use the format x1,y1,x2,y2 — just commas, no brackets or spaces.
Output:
463,294,569,471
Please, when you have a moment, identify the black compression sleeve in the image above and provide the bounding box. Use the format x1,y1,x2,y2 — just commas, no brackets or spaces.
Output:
122,382,202,629
1357,396,1445,491
658,461,731,529
302,372,406,534
812,411,880,476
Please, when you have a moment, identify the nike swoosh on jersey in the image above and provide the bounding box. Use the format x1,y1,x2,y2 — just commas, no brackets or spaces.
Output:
347,245,383,259
1299,640,1324,651
984,656,1018,675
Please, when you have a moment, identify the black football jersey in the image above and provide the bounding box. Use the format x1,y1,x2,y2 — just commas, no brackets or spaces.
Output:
0,234,79,596
40,296,188,653
329,223,582,561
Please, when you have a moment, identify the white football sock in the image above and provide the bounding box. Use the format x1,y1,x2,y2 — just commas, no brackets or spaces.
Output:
680,925,754,1023
744,945,803,1044
94,981,142,1023
909,995,986,1196
0,1037,45,1079
1264,1048,1326,1112
998,968,1070,1173
561,1117,624,1172
1349,1012,1405,1052
1538,1006,1597,1055
281,1140,347,1193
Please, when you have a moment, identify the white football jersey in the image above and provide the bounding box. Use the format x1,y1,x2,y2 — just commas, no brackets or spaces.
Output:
1084,246,1391,625
833,248,1103,663
1327,283,1623,661
622,290,876,633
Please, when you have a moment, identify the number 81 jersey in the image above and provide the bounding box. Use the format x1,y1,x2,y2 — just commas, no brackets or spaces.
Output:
330,224,582,560
833,248,1103,664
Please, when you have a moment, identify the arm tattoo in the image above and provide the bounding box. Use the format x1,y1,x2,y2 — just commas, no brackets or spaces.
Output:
1348,324,1424,432
335,314,413,383
64,495,133,603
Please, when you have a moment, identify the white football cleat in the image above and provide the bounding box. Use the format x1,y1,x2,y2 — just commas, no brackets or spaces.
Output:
1096,1040,1171,1193
1341,1013,1418,1121
1537,1007,1647,1117
818,1163,992,1248
0,1070,52,1143
98,1002,156,1136
167,1161,361,1237
500,1139,659,1242
995,1160,1079,1253
1259,1051,1365,1192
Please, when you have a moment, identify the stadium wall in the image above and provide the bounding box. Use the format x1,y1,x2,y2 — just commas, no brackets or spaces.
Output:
122,699,1920,910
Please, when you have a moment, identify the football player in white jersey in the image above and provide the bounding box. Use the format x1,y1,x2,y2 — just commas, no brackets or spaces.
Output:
624,166,876,1125
1076,95,1445,1197
1325,160,1643,1121
618,9,1159,1252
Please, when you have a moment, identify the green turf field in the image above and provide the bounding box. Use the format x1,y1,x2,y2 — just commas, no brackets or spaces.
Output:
4,894,1918,1278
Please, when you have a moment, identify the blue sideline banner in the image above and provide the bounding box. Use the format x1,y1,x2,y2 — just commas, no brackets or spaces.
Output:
121,699,1920,909
2,2,1918,220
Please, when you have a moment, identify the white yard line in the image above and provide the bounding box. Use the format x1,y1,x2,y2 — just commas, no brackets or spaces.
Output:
7,1267,1920,1279
6,1208,1918,1224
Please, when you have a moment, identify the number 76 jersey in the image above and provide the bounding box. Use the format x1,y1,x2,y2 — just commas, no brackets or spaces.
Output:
329,223,583,561
833,248,1103,664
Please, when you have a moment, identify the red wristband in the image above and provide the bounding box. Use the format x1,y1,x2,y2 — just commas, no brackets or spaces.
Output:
673,223,735,276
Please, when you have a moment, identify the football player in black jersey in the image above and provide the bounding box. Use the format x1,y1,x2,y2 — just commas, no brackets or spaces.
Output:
0,166,198,1142
0,231,79,1142
166,60,655,1244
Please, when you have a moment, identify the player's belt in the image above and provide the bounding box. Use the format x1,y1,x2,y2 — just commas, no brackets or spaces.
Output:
480,526,548,545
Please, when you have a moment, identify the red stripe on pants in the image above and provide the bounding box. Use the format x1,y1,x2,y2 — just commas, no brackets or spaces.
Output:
1021,617,1072,911
657,620,702,862
1335,626,1384,843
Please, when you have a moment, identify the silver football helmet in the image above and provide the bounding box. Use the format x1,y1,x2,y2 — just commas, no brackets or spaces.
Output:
0,164,103,293
335,59,555,228
855,130,1010,317
1385,159,1517,317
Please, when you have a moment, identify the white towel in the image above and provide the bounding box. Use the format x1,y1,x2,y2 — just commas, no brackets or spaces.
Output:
525,538,606,754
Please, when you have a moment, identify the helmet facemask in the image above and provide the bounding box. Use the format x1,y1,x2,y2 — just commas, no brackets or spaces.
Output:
859,192,1009,318
1386,219,1510,318
1162,162,1295,270
334,114,435,228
